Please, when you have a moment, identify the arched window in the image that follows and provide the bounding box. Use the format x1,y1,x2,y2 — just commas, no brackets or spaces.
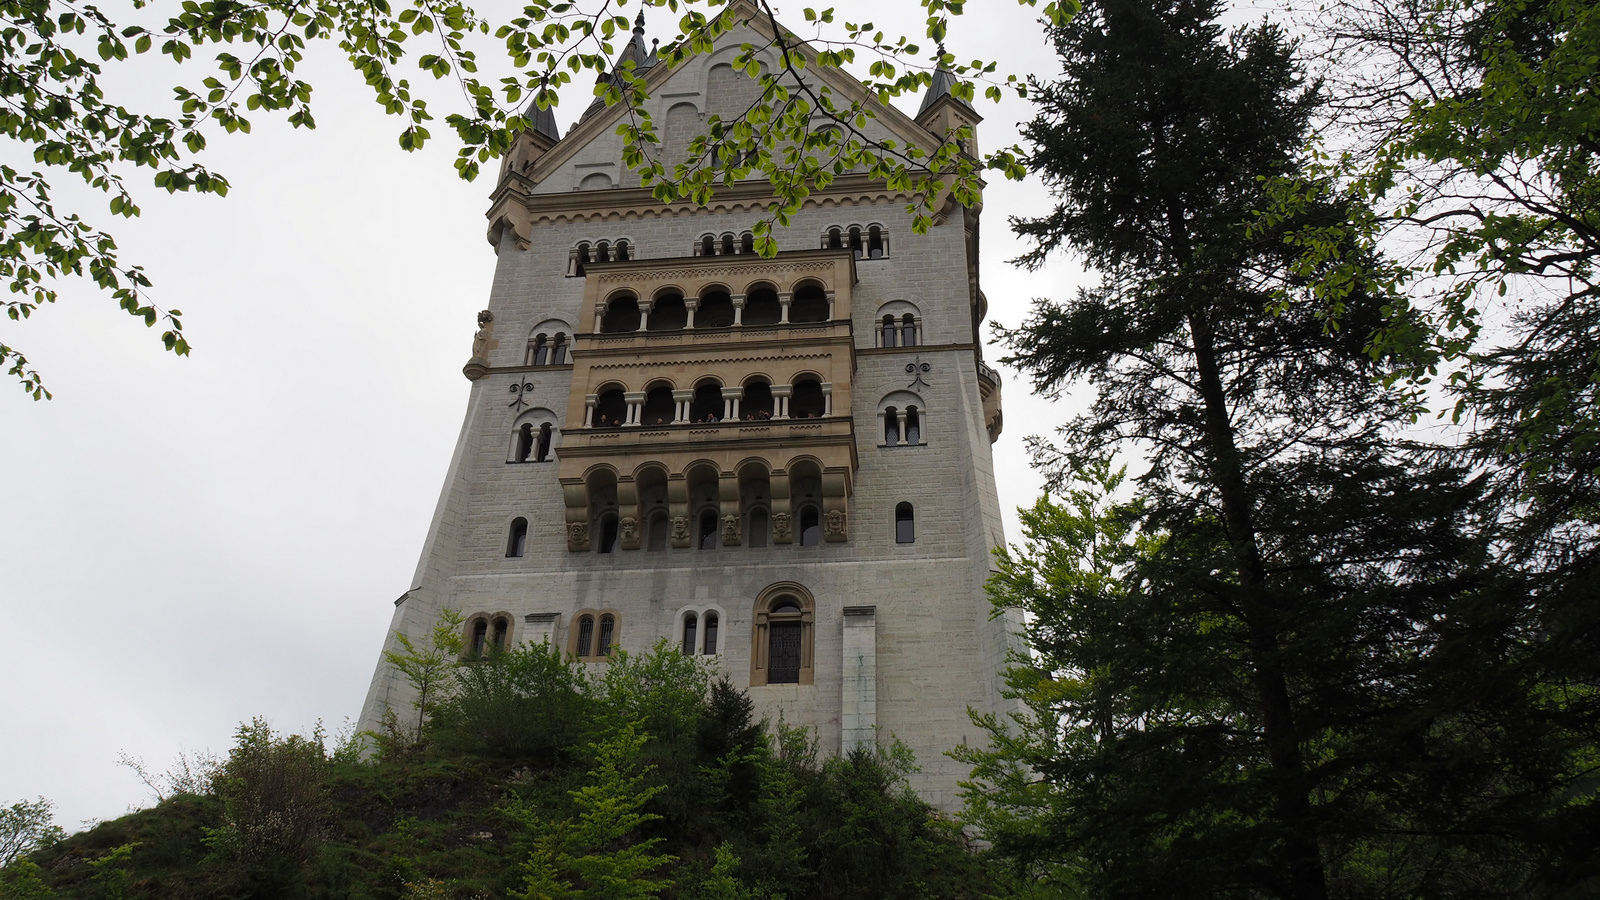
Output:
529,333,549,365
881,315,898,348
515,423,535,462
691,382,724,423
700,235,715,256
791,378,825,419
740,232,754,254
748,508,769,548
698,509,719,550
868,225,887,259
825,226,843,249
900,314,917,346
721,233,736,256
647,510,670,552
597,614,615,655
535,423,554,462
600,295,641,333
594,389,627,428
751,584,815,685
492,615,510,651
848,226,865,259
905,406,922,445
551,333,568,364
575,614,595,657
790,284,829,323
615,239,631,261
595,512,620,554
642,385,676,426
703,613,719,655
570,242,592,276
895,502,915,543
879,391,926,446
682,613,698,655
698,291,735,328
742,380,773,420
471,618,488,656
884,406,901,445
649,293,688,331
744,286,781,326
595,241,611,263
798,505,821,546
506,517,528,557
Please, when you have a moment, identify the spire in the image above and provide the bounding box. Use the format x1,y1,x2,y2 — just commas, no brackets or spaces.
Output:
520,94,562,142
579,5,660,123
917,44,972,116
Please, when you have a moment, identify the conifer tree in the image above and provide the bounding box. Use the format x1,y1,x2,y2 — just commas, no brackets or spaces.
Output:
966,0,1594,896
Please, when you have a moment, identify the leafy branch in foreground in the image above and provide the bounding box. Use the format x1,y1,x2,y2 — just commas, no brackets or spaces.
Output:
2,0,1068,397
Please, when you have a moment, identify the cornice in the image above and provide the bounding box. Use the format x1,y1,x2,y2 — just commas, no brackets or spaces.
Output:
493,174,932,226
583,247,856,284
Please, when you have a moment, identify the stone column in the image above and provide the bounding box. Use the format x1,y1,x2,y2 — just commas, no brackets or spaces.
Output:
672,389,693,424
583,394,597,427
617,480,641,550
877,409,891,445
770,470,793,543
778,292,792,324
637,299,653,332
718,473,741,546
826,290,836,321
593,303,605,333
896,408,907,445
684,297,699,329
723,386,743,421
624,391,645,425
771,384,792,420
821,382,833,417
841,606,877,753
668,476,691,549
731,294,746,326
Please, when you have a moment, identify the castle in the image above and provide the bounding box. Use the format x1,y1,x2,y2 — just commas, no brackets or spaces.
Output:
357,0,1017,810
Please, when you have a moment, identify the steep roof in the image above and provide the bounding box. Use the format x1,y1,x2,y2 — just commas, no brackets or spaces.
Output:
916,52,973,117
579,10,661,125
521,96,562,142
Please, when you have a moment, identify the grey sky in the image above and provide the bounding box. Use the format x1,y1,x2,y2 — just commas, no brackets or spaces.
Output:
0,0,1090,829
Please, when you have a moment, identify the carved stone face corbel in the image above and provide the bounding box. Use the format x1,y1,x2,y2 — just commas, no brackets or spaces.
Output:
824,509,848,542
772,512,793,543
567,521,591,552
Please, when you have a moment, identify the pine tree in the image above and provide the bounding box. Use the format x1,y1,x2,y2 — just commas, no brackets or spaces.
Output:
968,0,1590,896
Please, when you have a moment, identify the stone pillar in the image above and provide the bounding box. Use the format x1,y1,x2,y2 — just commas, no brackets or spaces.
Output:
718,473,741,546
617,480,641,550
593,303,605,333
826,290,836,321
731,294,746,326
723,386,743,421
821,382,833,417
770,471,793,544
778,292,792,324
684,297,698,329
637,299,653,332
771,384,792,420
672,389,693,424
624,391,645,425
896,408,907,445
523,612,561,647
877,409,891,445
583,394,597,427
841,606,877,753
668,476,691,549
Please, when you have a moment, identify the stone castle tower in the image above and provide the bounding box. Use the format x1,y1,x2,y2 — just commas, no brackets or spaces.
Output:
358,0,1015,810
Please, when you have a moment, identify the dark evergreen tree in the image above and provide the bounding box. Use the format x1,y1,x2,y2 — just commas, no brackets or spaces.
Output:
965,0,1597,897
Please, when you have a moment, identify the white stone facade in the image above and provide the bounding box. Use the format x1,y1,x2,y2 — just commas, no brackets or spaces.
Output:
357,0,1019,811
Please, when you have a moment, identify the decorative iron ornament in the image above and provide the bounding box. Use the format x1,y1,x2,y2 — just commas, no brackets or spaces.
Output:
906,359,931,389
508,378,537,410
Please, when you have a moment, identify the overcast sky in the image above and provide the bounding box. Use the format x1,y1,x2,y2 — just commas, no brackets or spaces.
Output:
0,0,1094,829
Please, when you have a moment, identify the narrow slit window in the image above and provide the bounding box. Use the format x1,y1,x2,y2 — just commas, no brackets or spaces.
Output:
596,514,620,554
901,314,917,346
800,506,821,546
906,406,921,445
471,619,488,656
884,407,901,445
597,614,615,655
682,613,698,655
576,615,595,657
703,613,719,655
531,334,549,365
896,502,915,543
698,510,719,550
516,424,534,462
881,316,897,348
535,423,553,462
506,517,528,557
492,617,509,651
748,509,769,548
551,334,568,364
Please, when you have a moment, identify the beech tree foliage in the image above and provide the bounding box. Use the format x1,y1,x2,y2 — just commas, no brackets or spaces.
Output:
0,0,1066,398
963,0,1599,896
